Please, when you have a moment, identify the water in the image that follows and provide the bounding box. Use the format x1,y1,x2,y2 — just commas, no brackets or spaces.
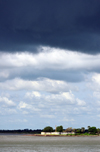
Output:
0,135,100,152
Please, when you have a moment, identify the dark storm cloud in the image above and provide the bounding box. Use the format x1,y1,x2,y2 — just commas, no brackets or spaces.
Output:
0,0,100,53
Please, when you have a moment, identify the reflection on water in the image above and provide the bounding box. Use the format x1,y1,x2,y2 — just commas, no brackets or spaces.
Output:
0,135,100,152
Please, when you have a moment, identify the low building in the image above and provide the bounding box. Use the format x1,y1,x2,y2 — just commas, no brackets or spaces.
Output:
41,131,75,135
41,132,60,135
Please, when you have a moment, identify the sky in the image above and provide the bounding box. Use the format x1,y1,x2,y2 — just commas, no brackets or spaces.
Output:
0,0,100,130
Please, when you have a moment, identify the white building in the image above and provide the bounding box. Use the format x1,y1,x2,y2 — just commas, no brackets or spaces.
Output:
41,132,75,135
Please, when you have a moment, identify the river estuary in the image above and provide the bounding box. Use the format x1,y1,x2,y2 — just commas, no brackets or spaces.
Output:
0,135,100,152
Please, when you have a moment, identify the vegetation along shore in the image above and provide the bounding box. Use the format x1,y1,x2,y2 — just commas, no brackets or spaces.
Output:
0,125,100,136
41,125,100,136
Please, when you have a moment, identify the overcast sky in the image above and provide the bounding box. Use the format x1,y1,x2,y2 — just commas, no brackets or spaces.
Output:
0,0,100,130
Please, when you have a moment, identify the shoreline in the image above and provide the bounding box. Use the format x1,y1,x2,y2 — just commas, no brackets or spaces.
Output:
23,134,99,137
0,133,99,137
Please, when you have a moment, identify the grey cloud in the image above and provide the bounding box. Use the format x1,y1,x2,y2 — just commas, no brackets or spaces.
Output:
0,0,100,53
4,68,84,82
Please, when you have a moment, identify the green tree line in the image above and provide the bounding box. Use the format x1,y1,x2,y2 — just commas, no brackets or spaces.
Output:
43,125,100,135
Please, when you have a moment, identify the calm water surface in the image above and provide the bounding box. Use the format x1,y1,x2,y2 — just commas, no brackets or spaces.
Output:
0,135,100,152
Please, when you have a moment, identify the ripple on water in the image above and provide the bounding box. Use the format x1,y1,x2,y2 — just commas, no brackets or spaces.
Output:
0,135,100,152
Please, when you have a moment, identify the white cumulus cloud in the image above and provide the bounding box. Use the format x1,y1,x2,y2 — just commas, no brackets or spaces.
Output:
0,46,100,71
0,96,16,107
0,77,72,93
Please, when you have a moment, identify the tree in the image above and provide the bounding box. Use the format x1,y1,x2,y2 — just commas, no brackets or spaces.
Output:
43,126,53,132
97,128,100,135
88,126,90,130
76,128,81,134
65,127,72,132
72,128,76,132
88,127,97,135
81,127,85,133
56,125,63,132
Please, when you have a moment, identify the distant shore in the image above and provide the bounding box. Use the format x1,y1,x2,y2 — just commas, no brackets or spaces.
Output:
0,133,99,137
23,134,99,137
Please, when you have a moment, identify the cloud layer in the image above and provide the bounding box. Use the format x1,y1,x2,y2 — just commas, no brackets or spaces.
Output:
0,47,100,129
0,0,100,53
